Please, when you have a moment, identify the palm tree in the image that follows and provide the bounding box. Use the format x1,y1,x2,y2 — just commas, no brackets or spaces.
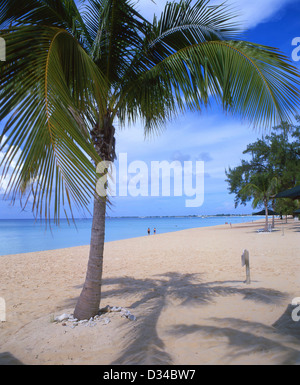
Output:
241,174,278,231
1,0,300,320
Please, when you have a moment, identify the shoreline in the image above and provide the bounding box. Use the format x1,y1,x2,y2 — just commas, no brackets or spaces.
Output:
1,218,300,365
0,217,266,258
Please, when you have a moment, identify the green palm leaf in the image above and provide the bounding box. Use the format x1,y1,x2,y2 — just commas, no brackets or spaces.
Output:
118,39,300,131
0,25,107,223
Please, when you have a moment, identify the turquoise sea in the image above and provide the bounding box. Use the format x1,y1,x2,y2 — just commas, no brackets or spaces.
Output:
0,216,261,256
0,216,259,255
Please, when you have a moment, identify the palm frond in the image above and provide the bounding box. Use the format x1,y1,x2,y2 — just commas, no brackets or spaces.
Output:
0,0,92,48
150,0,240,53
0,26,108,223
82,0,148,85
118,39,300,132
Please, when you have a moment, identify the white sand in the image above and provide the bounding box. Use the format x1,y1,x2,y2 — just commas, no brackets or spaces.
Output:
0,219,300,365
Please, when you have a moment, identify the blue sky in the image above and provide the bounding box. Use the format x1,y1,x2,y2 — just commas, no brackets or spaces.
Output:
0,0,300,219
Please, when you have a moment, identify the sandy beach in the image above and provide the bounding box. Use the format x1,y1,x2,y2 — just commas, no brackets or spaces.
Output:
0,219,300,365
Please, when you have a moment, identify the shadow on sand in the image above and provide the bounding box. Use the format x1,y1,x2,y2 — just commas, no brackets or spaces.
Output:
168,316,300,365
61,272,300,365
0,352,24,365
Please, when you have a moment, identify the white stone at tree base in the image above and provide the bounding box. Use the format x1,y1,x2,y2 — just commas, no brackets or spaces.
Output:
54,306,137,328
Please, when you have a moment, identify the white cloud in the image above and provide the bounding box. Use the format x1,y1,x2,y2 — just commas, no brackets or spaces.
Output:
0,143,22,195
137,0,297,29
219,0,298,29
114,110,262,193
116,112,258,159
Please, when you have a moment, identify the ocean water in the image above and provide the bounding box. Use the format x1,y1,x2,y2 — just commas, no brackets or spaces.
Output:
0,216,261,256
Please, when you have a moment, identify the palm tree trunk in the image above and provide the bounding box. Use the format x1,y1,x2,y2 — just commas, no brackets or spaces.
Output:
74,114,116,321
74,194,107,320
264,201,269,232
271,199,275,229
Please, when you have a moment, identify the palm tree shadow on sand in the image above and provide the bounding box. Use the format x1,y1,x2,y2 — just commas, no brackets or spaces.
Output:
168,313,300,365
85,272,293,365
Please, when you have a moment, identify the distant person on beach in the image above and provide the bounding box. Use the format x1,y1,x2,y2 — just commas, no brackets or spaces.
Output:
154,228,156,234
148,228,150,235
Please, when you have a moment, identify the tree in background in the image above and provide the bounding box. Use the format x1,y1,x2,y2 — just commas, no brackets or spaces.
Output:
241,174,278,231
276,198,299,222
226,118,300,229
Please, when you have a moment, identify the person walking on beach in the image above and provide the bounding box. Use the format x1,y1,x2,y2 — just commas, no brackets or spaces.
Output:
147,228,150,235
154,228,156,235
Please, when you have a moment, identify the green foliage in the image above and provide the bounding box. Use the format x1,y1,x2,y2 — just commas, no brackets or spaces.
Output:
226,118,300,213
275,198,299,217
1,0,300,223
240,174,278,210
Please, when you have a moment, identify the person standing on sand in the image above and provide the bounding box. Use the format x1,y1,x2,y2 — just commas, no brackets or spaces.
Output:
148,228,150,235
154,228,156,234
